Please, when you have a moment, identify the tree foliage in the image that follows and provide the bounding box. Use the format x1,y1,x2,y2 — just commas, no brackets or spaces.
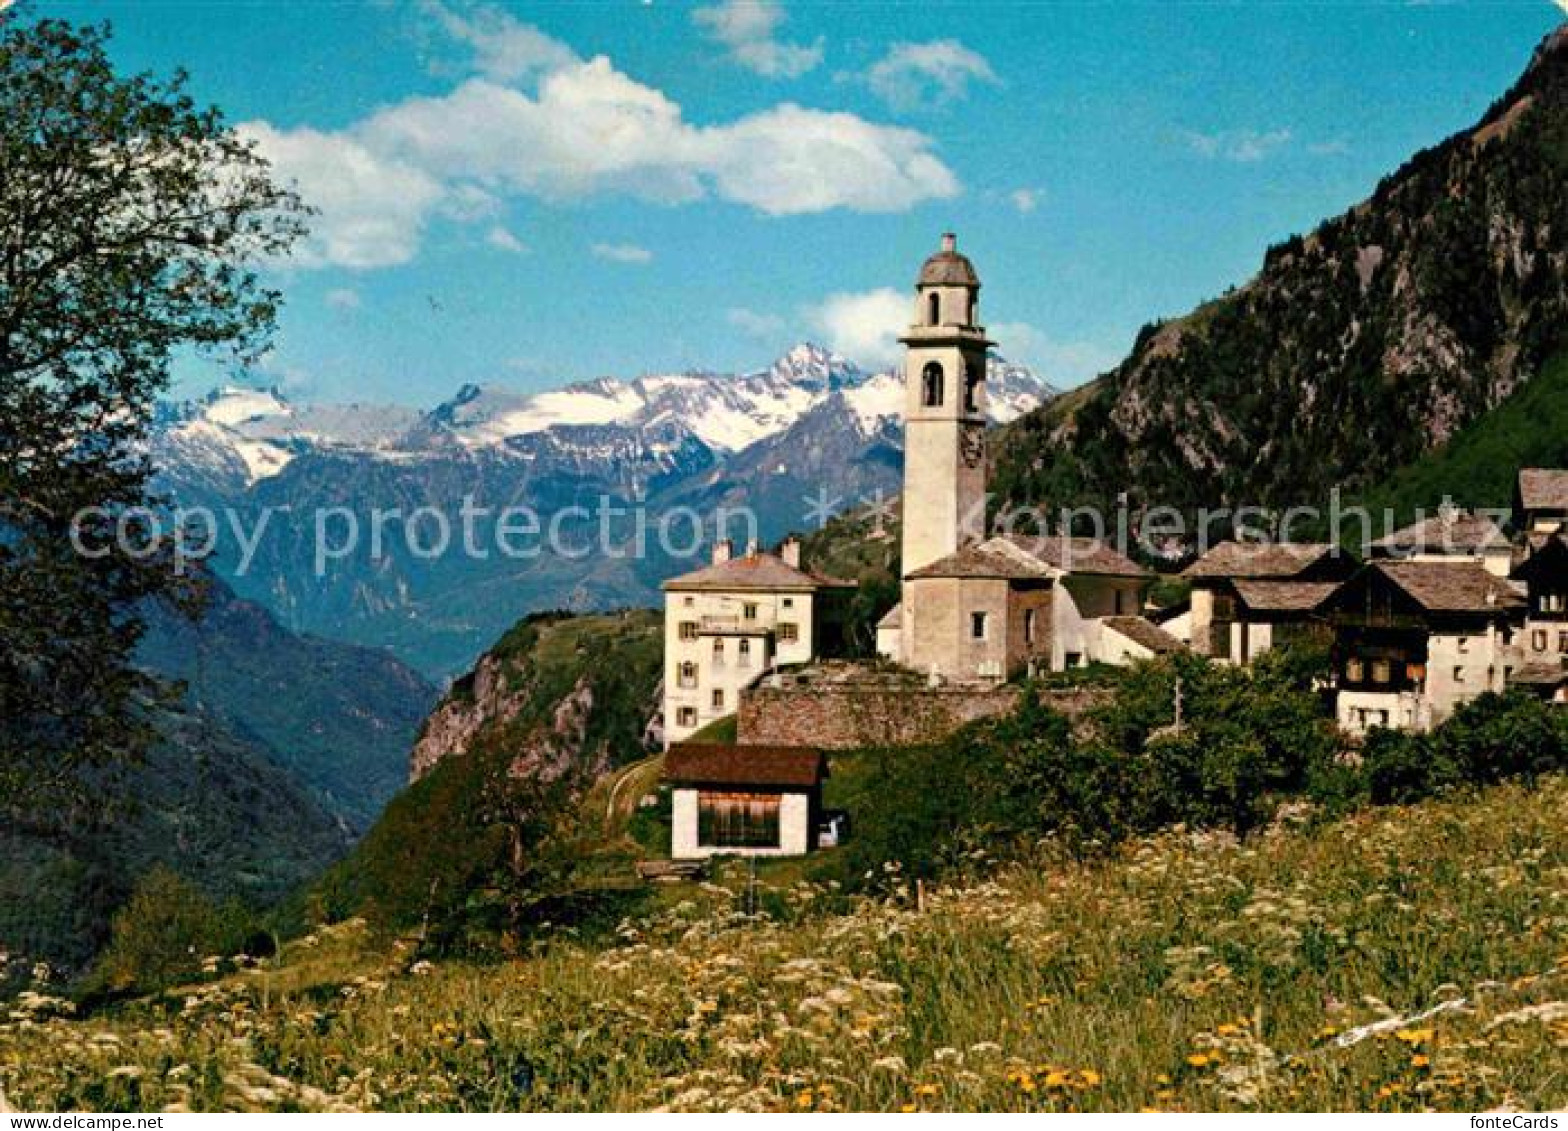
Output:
0,18,305,815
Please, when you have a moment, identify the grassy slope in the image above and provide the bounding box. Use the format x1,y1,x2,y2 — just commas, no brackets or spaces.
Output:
5,775,1564,1112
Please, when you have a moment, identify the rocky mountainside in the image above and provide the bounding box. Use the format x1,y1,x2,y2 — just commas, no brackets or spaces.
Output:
316,610,665,939
407,609,663,782
150,345,1053,677
993,27,1568,524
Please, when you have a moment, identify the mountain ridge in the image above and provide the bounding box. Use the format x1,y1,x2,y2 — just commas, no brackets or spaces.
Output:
993,25,1568,524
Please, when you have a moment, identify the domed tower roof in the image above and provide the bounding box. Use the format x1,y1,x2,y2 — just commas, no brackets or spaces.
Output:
917,232,979,288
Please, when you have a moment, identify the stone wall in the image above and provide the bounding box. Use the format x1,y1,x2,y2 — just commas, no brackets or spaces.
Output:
738,682,1108,749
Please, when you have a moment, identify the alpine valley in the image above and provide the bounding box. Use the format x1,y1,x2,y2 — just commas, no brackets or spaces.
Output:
151,345,1056,679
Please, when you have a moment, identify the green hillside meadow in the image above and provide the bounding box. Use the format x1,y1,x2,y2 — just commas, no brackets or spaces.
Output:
2,774,1564,1112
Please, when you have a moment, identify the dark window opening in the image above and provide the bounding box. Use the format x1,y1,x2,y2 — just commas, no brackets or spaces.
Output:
928,292,941,325
921,362,944,407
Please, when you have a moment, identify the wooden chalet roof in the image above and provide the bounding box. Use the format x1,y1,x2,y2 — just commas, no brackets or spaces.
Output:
1371,561,1525,614
1182,541,1337,580
664,744,826,789
663,551,855,592
1101,616,1185,654
1367,511,1509,556
1517,468,1568,513
1231,579,1342,612
986,533,1149,578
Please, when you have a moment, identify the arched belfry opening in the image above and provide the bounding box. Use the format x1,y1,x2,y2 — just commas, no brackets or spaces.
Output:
921,361,944,407
964,362,982,414
928,291,941,325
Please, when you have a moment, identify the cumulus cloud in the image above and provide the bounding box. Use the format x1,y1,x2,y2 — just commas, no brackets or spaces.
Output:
241,121,445,269
247,22,956,268
485,225,528,253
807,287,909,368
727,307,786,338
1181,127,1293,163
863,40,998,111
325,287,362,310
592,241,653,264
692,0,823,78
422,0,579,81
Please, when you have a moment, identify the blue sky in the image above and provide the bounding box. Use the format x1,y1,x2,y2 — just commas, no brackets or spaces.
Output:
56,0,1567,404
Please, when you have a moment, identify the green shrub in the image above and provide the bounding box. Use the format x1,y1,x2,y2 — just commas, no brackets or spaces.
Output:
89,868,250,995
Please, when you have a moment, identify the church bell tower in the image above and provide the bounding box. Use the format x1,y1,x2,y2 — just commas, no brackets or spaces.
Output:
899,232,993,578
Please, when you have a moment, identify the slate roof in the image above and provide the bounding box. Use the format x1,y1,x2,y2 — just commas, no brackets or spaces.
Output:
1101,616,1185,654
905,544,1050,581
1518,468,1568,513
663,551,855,592
664,744,826,789
1368,511,1509,556
1231,579,1342,612
986,533,1149,577
1182,541,1337,580
1373,561,1525,613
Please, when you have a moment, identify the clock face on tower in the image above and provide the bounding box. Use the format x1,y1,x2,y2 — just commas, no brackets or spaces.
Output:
959,422,985,468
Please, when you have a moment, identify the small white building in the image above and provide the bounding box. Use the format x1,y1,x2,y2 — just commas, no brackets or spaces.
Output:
661,538,854,746
665,744,826,860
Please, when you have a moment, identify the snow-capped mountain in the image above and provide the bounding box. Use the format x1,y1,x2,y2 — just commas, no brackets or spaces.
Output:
152,386,419,490
148,345,1057,678
156,344,1054,490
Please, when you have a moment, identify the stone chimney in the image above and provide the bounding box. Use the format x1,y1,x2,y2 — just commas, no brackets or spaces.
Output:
941,232,956,253
780,536,801,568
712,538,732,565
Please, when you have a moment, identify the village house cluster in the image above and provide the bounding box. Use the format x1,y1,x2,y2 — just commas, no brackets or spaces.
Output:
655,234,1568,860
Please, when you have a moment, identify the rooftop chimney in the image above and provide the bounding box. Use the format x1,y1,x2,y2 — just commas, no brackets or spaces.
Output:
941,232,956,253
711,538,732,565
745,538,760,557
780,537,801,568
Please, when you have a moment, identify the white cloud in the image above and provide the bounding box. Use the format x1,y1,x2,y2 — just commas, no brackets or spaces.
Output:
991,320,1120,384
325,287,362,310
422,0,579,81
242,121,445,269
727,307,786,338
692,0,823,78
863,40,998,111
592,241,653,264
485,225,528,253
806,287,909,368
1008,187,1043,214
250,38,957,268
1181,128,1293,163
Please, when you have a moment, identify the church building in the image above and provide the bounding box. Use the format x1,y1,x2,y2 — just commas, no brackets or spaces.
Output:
876,234,1173,682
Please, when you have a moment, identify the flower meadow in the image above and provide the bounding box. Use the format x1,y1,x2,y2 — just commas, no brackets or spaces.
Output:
2,775,1565,1113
